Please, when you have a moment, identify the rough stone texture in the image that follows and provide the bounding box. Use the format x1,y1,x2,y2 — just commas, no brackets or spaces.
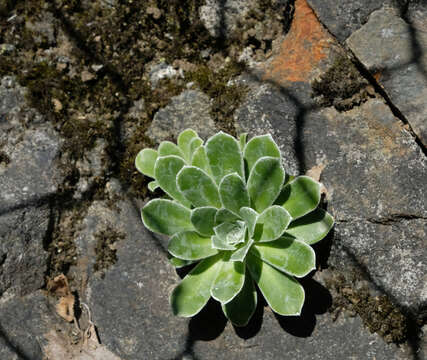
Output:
346,7,427,146
67,181,412,360
307,0,391,42
147,89,218,142
70,180,188,359
0,76,63,212
200,0,254,38
236,76,427,315
0,205,50,297
0,291,56,360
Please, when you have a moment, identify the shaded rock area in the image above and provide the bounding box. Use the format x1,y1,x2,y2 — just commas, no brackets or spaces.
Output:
0,0,426,359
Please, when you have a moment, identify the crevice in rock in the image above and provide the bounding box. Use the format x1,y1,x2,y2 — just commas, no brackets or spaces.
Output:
348,49,427,157
328,239,424,352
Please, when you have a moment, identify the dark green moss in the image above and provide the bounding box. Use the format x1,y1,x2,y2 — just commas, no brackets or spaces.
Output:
0,151,10,166
93,226,125,276
311,55,374,111
326,273,408,344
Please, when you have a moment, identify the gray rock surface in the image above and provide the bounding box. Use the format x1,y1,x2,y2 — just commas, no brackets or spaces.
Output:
72,181,189,359
236,80,427,315
147,89,217,142
307,0,392,42
346,7,427,146
0,76,63,212
69,181,412,360
200,0,254,38
0,291,56,360
0,205,50,297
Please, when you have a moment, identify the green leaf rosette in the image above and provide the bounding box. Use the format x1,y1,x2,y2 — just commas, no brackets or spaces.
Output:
137,130,334,326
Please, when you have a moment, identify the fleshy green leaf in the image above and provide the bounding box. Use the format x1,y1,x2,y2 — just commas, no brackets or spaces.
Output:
191,146,212,176
189,137,203,158
230,239,254,262
239,207,258,237
219,173,250,215
215,208,240,225
285,208,334,245
278,176,321,219
252,237,315,277
141,199,193,235
178,129,199,162
246,252,305,316
148,180,159,192
239,133,247,152
171,254,222,317
169,255,195,268
191,207,217,237
214,221,246,245
206,132,244,184
222,274,257,327
135,148,158,178
247,157,285,212
168,231,219,260
158,141,185,158
257,205,292,242
154,156,192,207
177,166,221,208
212,235,236,250
244,134,281,172
211,258,245,304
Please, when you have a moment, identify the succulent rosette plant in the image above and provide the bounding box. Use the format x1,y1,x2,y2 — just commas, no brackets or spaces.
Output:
135,129,334,326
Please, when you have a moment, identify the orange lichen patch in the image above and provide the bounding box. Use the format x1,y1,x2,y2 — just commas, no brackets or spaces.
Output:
263,0,334,84
373,72,382,82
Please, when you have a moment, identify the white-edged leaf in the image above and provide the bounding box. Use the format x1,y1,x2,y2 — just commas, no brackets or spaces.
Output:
177,166,221,208
252,237,316,277
191,207,217,237
230,239,254,262
212,235,236,250
178,129,199,162
141,199,193,235
244,134,281,172
135,148,158,178
219,173,250,215
191,146,212,176
278,176,321,219
285,208,334,245
154,156,192,207
222,274,257,327
257,205,292,242
211,258,245,304
215,208,240,226
247,156,285,212
170,254,222,317
246,252,305,316
148,180,159,192
205,132,244,184
158,141,185,158
168,231,219,260
239,207,258,237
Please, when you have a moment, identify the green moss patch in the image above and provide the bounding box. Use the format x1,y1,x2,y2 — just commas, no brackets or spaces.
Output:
311,55,374,111
93,226,125,276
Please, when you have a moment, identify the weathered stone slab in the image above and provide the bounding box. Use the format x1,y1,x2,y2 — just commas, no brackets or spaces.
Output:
72,181,188,359
0,205,50,297
0,76,63,212
147,89,217,142
236,79,427,315
71,181,412,359
307,0,391,42
346,7,427,146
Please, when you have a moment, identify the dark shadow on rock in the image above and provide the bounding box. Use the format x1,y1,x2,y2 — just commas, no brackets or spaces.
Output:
234,288,266,339
312,227,334,270
188,298,228,341
274,277,332,337
0,323,33,360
